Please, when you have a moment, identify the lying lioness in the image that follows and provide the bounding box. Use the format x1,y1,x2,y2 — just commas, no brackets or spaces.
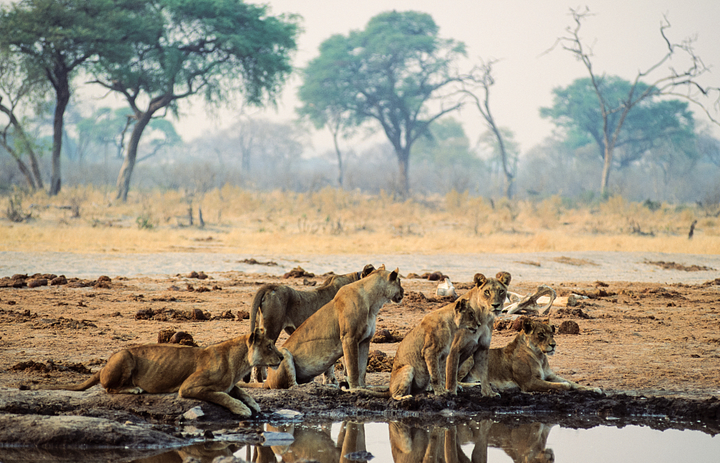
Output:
254,265,404,390
480,318,601,393
41,328,282,417
389,298,480,400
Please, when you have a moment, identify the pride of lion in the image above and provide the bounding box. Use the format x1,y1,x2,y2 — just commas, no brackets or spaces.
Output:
38,264,600,417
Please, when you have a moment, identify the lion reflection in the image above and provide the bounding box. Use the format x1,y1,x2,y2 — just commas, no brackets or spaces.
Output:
390,420,554,463
252,420,367,463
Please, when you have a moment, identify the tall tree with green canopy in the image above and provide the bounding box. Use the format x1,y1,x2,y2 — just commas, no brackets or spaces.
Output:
0,0,150,195
541,76,697,177
546,7,717,196
298,11,466,196
89,0,299,201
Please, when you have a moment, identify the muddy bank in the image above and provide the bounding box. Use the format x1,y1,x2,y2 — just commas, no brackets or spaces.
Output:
1,259,719,449
0,384,718,451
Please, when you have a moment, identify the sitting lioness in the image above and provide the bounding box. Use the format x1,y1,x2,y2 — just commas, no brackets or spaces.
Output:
389,298,480,400
256,265,404,390
481,318,601,393
452,271,511,397
248,264,375,382
41,328,282,417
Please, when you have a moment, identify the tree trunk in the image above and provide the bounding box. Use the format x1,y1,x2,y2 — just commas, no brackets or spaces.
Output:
332,130,344,188
49,82,70,196
116,112,152,202
600,143,613,197
397,149,410,197
6,147,36,189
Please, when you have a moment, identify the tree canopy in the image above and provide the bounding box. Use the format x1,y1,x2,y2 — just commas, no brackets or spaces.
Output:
88,0,299,201
0,0,150,195
541,76,696,172
298,10,467,196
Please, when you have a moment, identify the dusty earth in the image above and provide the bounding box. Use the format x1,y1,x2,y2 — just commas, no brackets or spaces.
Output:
0,258,719,456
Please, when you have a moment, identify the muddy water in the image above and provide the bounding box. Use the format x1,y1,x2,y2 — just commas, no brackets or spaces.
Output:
2,250,719,283
3,419,716,463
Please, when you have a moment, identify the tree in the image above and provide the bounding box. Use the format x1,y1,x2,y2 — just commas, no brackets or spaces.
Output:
298,11,467,196
0,49,46,190
461,59,516,198
541,76,696,172
297,34,357,188
412,117,475,165
546,7,717,196
0,0,148,195
89,0,298,201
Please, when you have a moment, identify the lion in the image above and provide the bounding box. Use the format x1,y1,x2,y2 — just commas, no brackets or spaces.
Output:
248,264,375,382
251,265,404,390
482,318,601,393
450,271,512,397
388,298,480,400
40,327,282,417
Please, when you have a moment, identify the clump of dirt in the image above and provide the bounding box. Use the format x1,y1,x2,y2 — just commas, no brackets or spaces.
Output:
283,267,315,278
239,258,278,266
557,320,580,334
10,360,92,374
372,328,405,343
645,260,715,272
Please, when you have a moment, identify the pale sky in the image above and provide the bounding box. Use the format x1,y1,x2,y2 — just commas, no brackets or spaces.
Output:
5,0,718,156
198,0,717,157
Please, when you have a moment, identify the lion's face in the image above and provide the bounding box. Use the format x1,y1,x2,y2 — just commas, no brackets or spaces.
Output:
472,271,511,315
454,299,480,333
248,328,283,367
524,319,557,355
371,266,404,303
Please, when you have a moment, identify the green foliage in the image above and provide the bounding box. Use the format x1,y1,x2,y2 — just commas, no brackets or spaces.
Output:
412,118,479,166
540,76,697,168
297,10,467,194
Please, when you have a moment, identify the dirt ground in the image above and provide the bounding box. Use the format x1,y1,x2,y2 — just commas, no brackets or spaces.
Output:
1,262,719,451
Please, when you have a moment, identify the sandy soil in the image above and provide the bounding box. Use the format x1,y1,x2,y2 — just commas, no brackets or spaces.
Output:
1,256,719,451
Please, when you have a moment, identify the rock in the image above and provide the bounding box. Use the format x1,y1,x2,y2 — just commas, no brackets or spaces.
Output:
558,320,580,334
183,406,205,420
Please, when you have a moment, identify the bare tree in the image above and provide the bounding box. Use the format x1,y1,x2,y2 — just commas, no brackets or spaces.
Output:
461,59,515,198
550,7,718,196
0,53,45,190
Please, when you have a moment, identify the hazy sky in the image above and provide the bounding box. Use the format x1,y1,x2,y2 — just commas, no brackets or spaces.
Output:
185,0,718,157
11,0,717,156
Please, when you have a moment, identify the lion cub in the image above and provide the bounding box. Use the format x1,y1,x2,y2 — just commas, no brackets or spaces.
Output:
42,328,282,417
485,318,601,393
390,298,480,400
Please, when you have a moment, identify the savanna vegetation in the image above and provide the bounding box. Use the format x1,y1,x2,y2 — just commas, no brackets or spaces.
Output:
1,2,719,256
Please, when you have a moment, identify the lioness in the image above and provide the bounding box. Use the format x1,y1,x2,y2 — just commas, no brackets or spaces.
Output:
483,318,601,393
452,271,511,397
248,264,375,381
256,265,404,390
42,328,282,417
389,298,480,400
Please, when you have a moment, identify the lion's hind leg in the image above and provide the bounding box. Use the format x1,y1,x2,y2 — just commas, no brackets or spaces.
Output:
100,350,143,394
390,365,416,400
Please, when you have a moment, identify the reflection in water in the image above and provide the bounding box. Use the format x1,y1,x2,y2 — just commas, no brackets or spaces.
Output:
158,420,554,463
6,419,715,462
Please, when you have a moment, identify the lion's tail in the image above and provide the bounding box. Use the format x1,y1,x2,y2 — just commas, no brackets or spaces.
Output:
37,371,101,391
250,285,273,333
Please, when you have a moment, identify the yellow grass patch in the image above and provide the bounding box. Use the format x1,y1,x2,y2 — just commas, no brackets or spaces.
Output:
1,186,718,255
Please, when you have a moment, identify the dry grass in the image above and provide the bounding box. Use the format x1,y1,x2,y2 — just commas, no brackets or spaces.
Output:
1,186,718,255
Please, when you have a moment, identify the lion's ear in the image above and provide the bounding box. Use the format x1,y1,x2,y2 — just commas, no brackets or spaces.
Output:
389,268,399,281
496,271,511,286
522,317,534,334
249,327,265,344
361,264,375,277
473,273,486,287
454,298,469,314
